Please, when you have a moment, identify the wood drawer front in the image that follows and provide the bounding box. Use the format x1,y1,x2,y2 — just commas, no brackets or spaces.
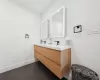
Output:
35,52,63,79
34,45,61,65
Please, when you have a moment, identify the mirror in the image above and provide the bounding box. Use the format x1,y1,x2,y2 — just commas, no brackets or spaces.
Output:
51,6,65,38
41,19,49,39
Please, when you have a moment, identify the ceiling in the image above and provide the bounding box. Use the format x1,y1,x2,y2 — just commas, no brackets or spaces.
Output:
10,0,55,14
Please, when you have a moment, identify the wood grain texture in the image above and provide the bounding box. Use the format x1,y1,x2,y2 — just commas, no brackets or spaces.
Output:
61,48,71,76
35,52,62,78
34,45,61,65
34,45,71,79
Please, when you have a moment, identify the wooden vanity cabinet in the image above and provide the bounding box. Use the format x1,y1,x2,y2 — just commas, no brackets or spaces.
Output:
34,45,71,79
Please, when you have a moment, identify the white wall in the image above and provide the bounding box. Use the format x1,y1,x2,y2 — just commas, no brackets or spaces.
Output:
41,0,100,77
0,0,40,73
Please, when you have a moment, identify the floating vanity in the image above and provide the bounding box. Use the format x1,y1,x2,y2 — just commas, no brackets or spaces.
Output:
34,44,71,79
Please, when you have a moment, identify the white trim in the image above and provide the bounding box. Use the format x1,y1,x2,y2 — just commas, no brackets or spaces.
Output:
51,6,66,38
40,19,49,39
0,59,37,74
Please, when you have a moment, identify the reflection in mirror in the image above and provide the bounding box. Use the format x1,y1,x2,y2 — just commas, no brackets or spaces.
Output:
41,19,49,39
51,6,65,38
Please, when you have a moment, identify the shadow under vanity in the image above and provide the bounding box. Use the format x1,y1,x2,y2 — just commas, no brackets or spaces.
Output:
34,6,71,79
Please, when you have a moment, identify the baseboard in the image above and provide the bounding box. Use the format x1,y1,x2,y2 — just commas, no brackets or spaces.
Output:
0,59,37,74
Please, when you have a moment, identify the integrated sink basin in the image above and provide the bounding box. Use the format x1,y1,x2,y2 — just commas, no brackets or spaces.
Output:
35,44,70,51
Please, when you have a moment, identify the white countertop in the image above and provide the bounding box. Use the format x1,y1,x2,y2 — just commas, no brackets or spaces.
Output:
34,44,71,51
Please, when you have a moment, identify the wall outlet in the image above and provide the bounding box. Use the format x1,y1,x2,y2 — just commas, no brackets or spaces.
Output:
92,29,100,34
88,29,100,35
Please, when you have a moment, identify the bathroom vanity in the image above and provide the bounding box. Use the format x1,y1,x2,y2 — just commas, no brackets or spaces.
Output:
34,44,71,79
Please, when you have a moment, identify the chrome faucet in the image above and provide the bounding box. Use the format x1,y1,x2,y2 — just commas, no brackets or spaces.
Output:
40,40,46,44
48,37,52,44
54,41,60,45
